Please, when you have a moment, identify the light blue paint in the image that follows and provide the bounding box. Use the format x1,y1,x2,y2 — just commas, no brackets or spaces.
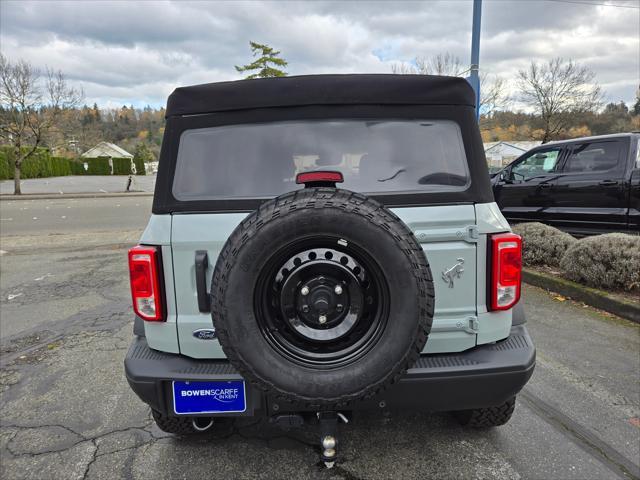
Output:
171,213,248,358
140,201,514,359
144,244,180,353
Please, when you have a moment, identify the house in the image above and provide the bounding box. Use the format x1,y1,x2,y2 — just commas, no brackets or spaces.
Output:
484,141,542,167
81,142,135,174
81,141,133,159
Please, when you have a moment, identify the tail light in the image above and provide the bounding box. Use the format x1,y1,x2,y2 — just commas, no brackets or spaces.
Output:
128,245,164,321
489,233,522,311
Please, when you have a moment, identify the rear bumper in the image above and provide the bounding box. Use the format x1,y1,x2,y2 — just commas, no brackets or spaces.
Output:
124,325,535,416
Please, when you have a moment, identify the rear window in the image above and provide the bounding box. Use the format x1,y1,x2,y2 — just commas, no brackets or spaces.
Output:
172,119,469,201
563,141,622,173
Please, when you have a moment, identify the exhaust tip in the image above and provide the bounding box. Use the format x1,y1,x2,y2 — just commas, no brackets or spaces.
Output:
192,418,214,432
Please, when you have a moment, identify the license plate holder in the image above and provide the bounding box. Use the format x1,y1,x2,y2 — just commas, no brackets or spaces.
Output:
172,380,246,415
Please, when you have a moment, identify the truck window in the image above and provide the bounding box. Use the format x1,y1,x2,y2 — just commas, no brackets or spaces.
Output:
172,119,470,201
563,141,622,173
511,148,562,180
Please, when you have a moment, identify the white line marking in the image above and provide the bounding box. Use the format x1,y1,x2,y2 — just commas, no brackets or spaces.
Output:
7,293,23,300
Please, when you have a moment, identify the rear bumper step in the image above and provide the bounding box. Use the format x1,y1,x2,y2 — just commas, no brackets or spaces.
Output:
124,325,535,416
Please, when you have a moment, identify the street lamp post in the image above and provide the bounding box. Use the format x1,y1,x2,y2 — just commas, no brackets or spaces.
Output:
468,0,482,121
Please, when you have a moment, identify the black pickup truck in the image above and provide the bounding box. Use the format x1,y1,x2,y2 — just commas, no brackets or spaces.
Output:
492,133,640,236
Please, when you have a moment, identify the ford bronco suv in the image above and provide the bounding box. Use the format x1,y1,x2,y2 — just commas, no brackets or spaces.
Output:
124,74,535,466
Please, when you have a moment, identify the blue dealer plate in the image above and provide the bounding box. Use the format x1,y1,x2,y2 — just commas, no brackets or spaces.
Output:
172,381,246,415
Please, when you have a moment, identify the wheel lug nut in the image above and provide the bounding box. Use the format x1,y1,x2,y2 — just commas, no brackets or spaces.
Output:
301,286,309,296
319,315,327,324
302,305,310,313
336,304,343,312
334,285,343,295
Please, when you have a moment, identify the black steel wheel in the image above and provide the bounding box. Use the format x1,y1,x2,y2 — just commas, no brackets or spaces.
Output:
211,188,434,407
255,241,389,369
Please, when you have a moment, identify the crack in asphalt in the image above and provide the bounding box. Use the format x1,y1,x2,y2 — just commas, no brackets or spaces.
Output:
2,418,352,479
521,389,640,480
2,422,161,480
0,255,123,308
2,422,154,457
80,439,99,480
0,302,130,365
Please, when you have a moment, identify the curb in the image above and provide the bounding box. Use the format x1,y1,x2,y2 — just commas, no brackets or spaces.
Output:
522,268,640,324
0,192,153,201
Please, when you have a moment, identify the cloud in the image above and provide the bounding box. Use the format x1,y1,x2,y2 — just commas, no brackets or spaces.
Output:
0,0,638,108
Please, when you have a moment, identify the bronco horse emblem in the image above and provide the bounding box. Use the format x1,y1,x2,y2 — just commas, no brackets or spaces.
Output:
442,258,465,288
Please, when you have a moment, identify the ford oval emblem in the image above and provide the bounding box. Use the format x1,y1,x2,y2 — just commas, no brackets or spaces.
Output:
193,328,217,340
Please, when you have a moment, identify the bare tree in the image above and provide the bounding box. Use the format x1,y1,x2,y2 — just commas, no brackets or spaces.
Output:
391,52,509,116
392,52,464,76
0,54,83,194
518,58,602,143
479,74,509,116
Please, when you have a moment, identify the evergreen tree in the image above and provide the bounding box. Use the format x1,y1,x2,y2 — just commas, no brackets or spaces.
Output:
633,89,640,116
92,102,101,122
235,41,287,79
133,142,154,163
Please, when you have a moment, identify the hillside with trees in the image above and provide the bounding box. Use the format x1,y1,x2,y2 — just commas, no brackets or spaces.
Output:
1,48,639,194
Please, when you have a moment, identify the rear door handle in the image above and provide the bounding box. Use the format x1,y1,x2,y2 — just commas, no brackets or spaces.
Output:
599,180,618,186
195,250,210,312
539,183,553,189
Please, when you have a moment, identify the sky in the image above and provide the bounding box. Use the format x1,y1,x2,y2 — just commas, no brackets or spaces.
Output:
1,0,638,110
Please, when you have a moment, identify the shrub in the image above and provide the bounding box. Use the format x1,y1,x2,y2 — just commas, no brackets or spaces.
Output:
512,222,576,267
133,156,146,175
84,157,111,175
560,233,640,291
0,149,12,180
0,148,73,180
112,157,133,175
133,143,152,175
69,160,87,175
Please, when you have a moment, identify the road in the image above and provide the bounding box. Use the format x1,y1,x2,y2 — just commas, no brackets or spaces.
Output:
0,197,639,480
0,175,156,195
0,196,152,237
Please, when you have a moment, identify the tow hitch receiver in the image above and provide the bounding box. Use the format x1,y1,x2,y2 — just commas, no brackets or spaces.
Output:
318,411,348,468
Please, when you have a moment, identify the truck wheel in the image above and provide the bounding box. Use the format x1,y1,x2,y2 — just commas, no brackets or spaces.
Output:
454,397,516,428
211,188,434,407
151,410,227,435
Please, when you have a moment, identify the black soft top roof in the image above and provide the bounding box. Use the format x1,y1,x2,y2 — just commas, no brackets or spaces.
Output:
166,74,475,117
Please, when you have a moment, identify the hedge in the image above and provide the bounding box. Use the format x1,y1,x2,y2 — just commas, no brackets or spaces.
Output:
133,156,146,175
84,157,111,175
560,233,640,292
0,147,73,180
0,147,145,179
512,222,577,267
112,157,131,175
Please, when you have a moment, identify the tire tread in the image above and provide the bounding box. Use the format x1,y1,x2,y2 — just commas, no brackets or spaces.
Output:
211,187,435,407
455,397,516,428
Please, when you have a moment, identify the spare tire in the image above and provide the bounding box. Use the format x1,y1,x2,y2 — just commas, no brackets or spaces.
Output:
211,188,434,407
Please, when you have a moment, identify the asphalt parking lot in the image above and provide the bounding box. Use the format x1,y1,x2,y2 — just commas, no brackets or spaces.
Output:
0,197,639,480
